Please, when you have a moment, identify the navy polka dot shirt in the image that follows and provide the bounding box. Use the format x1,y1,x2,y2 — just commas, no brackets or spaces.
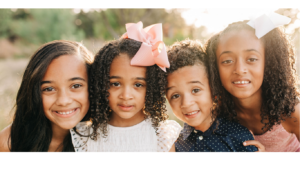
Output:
175,118,258,152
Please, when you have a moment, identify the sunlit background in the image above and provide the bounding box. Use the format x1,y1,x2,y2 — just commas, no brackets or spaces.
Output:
0,8,300,130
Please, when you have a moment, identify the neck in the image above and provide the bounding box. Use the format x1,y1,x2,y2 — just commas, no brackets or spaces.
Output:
194,115,213,132
232,88,262,116
109,110,146,127
49,124,69,152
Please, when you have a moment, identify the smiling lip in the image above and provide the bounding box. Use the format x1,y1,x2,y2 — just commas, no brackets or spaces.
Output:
184,110,200,119
53,108,78,118
118,104,134,111
232,79,251,88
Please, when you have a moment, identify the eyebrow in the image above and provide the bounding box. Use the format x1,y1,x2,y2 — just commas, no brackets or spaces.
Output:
41,77,86,85
109,76,146,81
245,49,261,55
166,86,174,92
219,49,262,58
189,80,204,86
69,77,86,82
166,80,204,92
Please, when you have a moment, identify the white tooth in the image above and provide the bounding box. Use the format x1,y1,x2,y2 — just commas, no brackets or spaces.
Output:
66,111,70,114
242,81,244,84
63,112,66,115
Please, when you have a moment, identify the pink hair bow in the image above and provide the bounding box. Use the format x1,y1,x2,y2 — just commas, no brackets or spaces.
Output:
121,21,170,72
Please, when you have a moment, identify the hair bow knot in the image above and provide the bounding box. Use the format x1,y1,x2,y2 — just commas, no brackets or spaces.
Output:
247,12,291,39
121,21,170,72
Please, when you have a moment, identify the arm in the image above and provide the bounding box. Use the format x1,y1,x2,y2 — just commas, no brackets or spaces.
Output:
0,125,12,152
168,143,175,152
243,140,265,152
243,130,265,152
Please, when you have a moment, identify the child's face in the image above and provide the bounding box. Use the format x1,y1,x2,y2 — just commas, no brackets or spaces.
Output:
166,65,213,131
216,30,265,99
41,54,89,131
108,54,147,122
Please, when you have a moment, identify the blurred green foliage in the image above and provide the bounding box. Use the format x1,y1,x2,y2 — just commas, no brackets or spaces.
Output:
0,8,189,46
0,9,84,44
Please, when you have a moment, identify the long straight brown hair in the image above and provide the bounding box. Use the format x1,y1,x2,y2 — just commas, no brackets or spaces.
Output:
10,40,94,151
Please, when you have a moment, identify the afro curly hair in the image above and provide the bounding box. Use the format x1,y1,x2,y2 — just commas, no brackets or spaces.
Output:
89,38,169,139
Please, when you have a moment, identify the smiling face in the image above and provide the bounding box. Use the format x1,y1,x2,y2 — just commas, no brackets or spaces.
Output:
166,65,213,131
216,30,265,99
41,54,89,131
108,53,146,126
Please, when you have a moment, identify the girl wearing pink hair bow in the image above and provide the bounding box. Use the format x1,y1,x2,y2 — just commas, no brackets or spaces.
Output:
205,12,300,152
70,22,181,152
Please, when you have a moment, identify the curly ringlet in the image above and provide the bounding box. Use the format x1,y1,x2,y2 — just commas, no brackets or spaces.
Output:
205,20,299,132
164,39,219,129
89,38,168,139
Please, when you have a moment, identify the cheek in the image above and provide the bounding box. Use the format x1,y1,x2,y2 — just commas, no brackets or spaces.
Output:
42,95,54,111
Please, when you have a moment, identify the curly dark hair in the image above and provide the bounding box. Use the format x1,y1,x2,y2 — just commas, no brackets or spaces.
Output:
205,20,299,132
164,39,218,125
89,38,168,139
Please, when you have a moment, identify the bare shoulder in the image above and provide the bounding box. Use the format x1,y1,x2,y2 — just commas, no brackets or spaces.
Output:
0,125,12,152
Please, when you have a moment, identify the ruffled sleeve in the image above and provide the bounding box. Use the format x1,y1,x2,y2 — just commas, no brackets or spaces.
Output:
70,121,92,152
156,120,182,152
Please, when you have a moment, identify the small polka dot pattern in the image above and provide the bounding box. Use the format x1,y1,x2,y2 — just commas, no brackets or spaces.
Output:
175,118,258,152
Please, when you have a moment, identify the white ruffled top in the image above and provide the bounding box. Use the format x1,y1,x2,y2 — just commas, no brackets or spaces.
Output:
70,119,182,152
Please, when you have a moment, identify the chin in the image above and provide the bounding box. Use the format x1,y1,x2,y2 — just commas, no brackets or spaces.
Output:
231,91,255,99
59,122,79,130
118,113,136,119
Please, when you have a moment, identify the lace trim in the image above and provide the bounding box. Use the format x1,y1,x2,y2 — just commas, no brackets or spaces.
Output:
70,121,92,152
157,120,182,152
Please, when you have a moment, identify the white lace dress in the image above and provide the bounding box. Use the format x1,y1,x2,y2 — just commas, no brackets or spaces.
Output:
70,119,182,152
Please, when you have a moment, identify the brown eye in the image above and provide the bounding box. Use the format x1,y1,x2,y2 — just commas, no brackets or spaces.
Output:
171,94,180,99
134,83,143,88
248,58,258,62
222,60,233,64
111,82,120,87
72,84,82,89
43,87,55,92
192,88,200,93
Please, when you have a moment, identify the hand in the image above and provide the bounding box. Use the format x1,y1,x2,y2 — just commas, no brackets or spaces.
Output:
243,130,266,152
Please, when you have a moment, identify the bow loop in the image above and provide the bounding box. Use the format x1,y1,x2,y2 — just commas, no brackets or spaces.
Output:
247,12,291,39
122,21,169,72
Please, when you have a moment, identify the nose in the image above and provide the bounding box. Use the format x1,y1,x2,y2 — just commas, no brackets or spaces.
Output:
180,94,194,109
119,86,133,100
55,89,72,106
234,59,247,75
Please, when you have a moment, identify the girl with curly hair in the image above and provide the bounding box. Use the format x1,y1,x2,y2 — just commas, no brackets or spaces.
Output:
165,39,257,152
0,40,94,152
70,22,181,152
205,14,300,152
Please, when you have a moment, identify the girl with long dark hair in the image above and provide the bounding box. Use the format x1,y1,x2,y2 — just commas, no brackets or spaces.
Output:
0,40,94,152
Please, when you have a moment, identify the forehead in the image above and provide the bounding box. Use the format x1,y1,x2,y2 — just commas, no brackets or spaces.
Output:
167,65,207,86
110,53,147,78
217,30,264,54
42,54,87,81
